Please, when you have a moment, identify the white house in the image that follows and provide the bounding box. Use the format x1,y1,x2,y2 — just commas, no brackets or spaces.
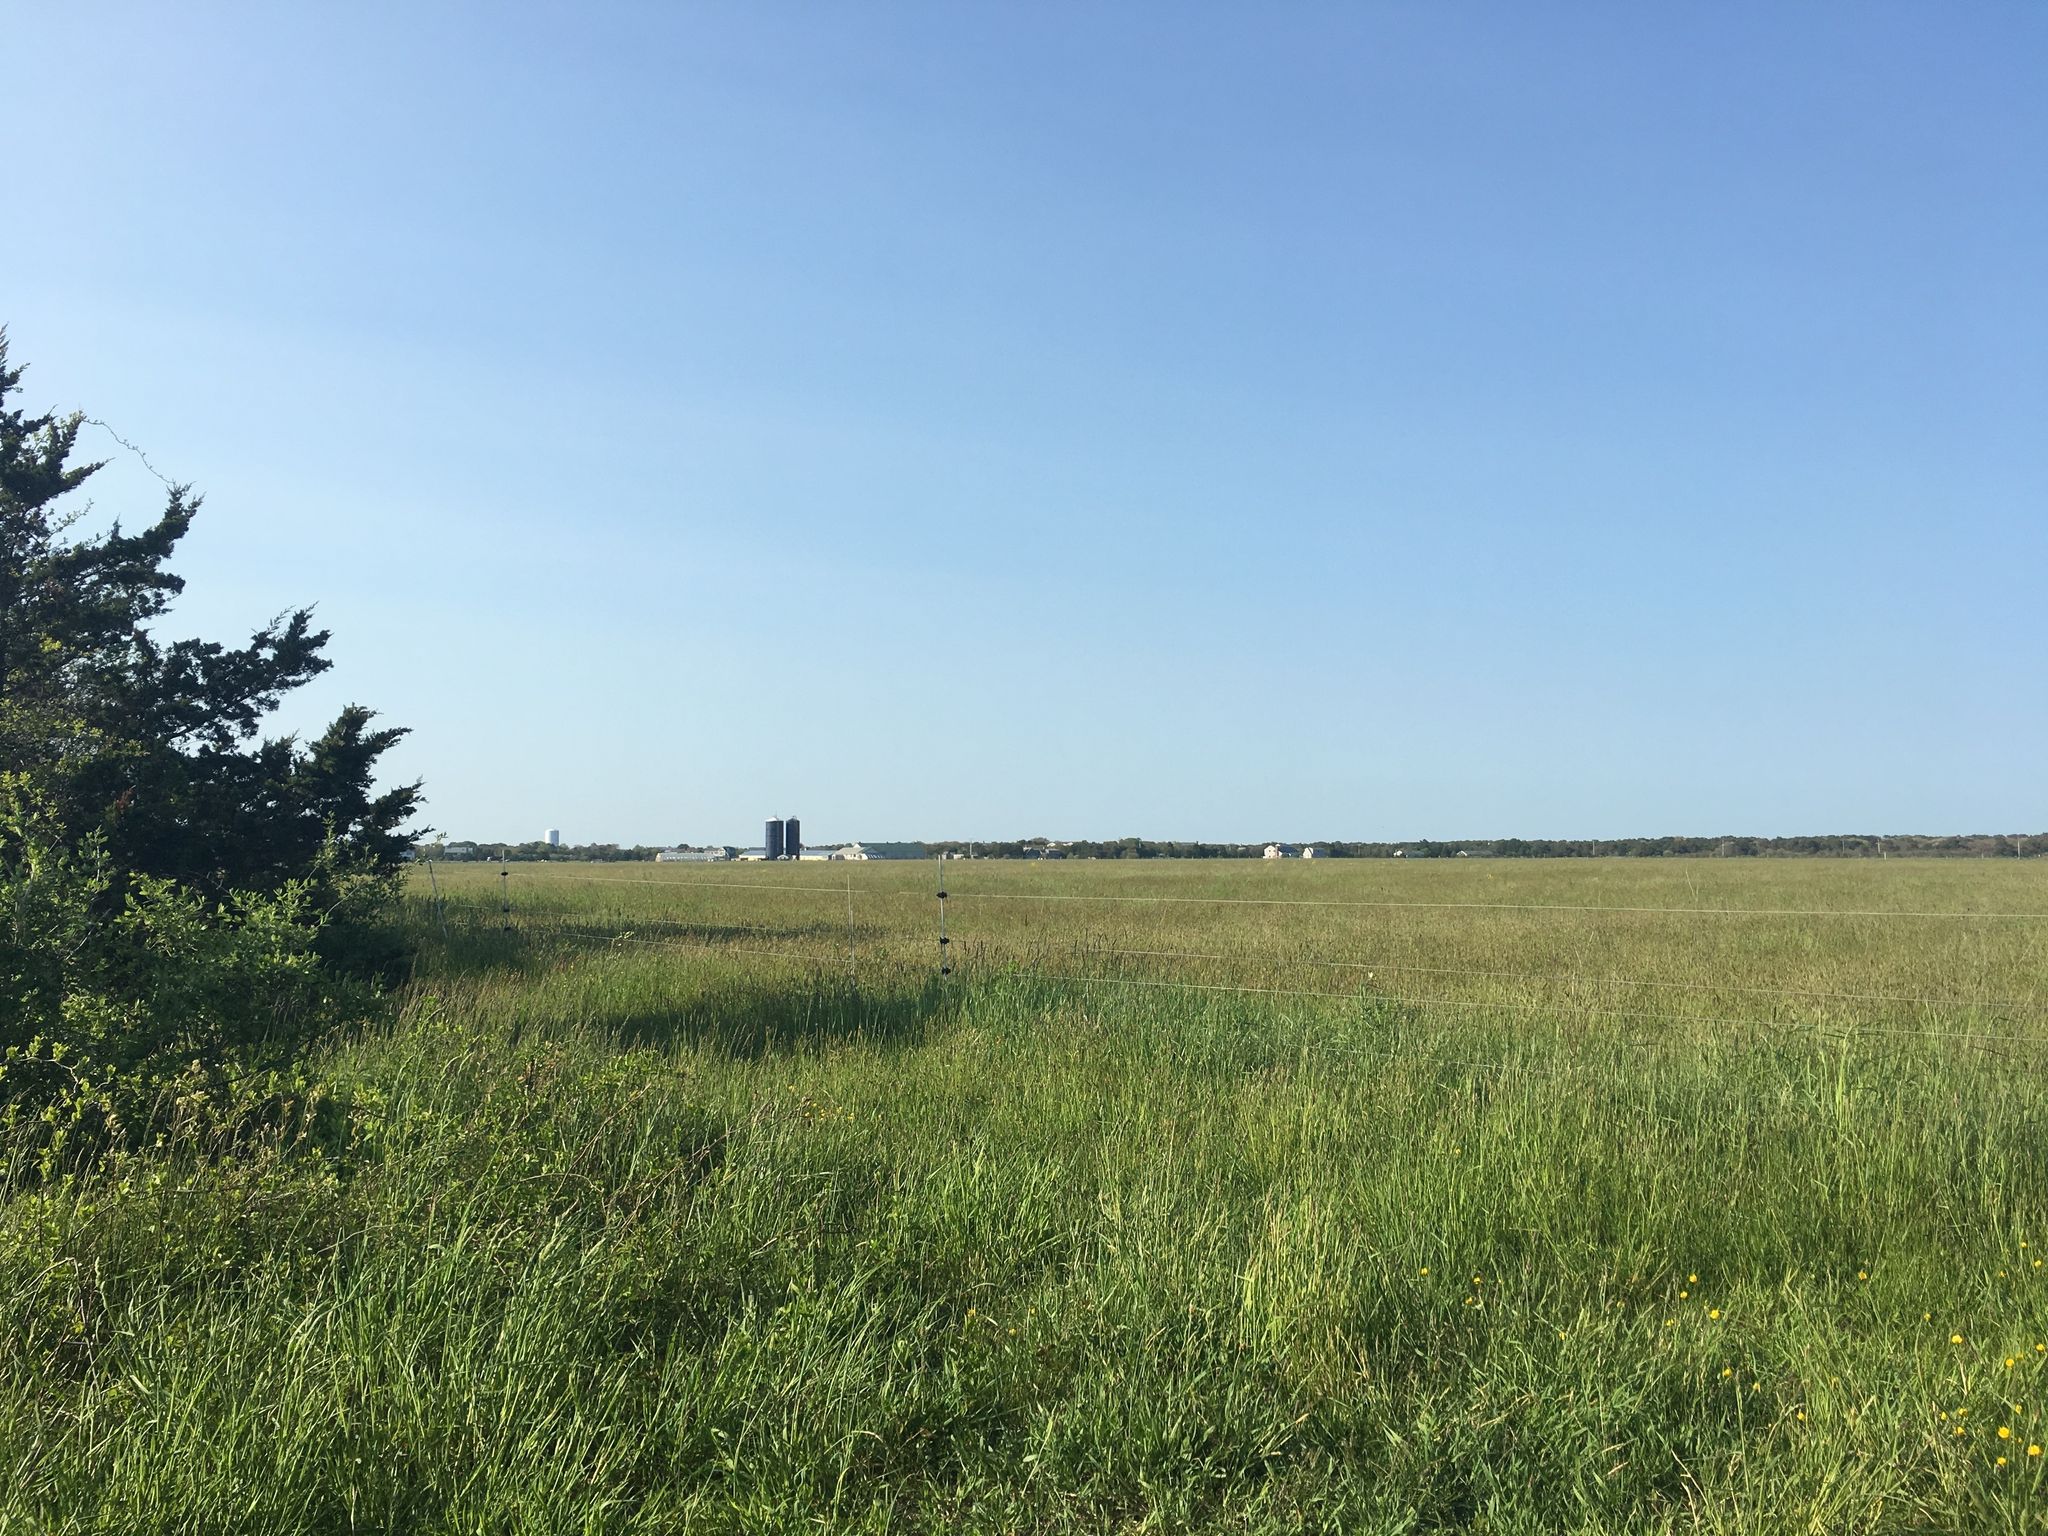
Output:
1301,846,1326,859
1263,843,1297,859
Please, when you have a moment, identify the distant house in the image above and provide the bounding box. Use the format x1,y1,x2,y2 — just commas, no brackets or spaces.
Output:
1263,843,1297,859
1301,846,1326,859
656,847,728,863
833,843,870,861
443,843,478,860
735,848,770,861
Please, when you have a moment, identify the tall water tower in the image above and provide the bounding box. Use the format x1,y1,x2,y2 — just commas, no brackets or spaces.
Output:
545,829,560,848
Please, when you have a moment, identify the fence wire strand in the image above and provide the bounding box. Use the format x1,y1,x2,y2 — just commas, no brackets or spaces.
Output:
493,871,927,898
945,888,2048,920
417,866,2048,919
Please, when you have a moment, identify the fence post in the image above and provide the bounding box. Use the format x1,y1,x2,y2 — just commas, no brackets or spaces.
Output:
936,855,951,978
500,867,512,933
844,862,859,988
425,859,449,939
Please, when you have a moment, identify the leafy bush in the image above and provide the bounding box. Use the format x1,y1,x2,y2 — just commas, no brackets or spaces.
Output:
1,773,372,1167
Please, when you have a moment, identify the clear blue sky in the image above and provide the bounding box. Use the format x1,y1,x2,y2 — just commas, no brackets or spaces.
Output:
8,3,2044,845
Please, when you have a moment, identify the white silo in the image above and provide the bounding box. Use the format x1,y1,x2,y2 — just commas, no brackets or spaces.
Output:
545,828,561,847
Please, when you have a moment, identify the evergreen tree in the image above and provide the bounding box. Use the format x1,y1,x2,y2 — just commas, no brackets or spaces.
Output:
0,329,420,900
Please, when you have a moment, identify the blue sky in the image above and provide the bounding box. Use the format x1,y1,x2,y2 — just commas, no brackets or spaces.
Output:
8,3,2043,845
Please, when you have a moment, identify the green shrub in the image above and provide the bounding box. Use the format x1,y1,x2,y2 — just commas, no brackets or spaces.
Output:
1,774,371,1168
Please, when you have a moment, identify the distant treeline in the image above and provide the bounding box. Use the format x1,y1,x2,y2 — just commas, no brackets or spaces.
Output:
424,841,673,862
922,834,2045,860
424,833,2043,863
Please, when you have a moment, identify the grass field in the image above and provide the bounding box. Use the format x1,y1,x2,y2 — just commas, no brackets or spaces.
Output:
8,856,2048,1532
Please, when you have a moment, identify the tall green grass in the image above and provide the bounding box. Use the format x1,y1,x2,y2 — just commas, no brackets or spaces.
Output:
6,859,2048,1531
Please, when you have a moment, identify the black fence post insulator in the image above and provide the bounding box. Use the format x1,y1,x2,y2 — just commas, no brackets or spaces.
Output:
936,858,950,981
500,868,512,933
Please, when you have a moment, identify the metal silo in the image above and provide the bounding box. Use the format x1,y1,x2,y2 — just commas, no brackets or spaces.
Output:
765,819,785,861
785,816,802,860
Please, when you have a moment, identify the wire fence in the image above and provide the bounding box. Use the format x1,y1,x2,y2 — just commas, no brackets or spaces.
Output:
413,861,2048,1064
444,865,2048,919
945,891,2048,920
